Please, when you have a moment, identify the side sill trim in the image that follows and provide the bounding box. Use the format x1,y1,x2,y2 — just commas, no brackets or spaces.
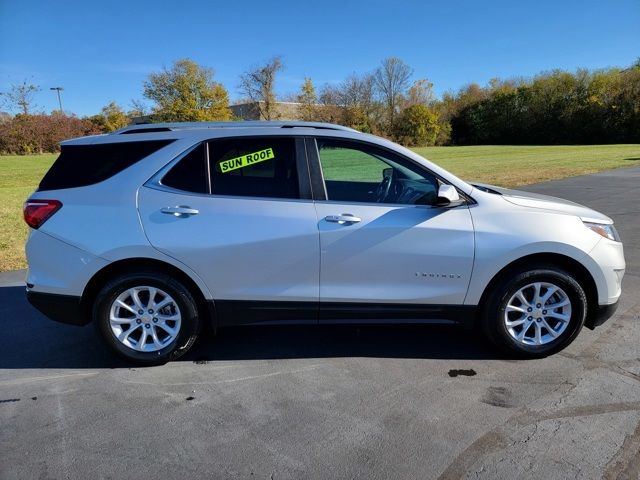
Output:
214,300,318,326
211,300,476,328
319,303,475,324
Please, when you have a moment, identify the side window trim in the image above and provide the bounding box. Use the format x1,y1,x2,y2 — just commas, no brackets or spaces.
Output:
205,142,213,194
304,137,327,201
295,138,313,201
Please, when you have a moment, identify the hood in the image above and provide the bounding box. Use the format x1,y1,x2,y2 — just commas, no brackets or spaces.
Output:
472,183,613,224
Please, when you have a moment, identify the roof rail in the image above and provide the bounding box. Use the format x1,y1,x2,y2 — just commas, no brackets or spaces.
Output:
113,121,358,135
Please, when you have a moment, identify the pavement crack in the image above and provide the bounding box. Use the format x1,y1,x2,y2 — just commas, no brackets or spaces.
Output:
115,364,325,387
0,372,99,386
437,401,640,480
0,398,20,403
603,416,640,480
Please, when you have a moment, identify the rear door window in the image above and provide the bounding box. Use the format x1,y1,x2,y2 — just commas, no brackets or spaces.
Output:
207,137,300,199
38,140,174,191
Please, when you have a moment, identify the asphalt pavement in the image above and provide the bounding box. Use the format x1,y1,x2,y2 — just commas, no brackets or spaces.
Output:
1,167,639,479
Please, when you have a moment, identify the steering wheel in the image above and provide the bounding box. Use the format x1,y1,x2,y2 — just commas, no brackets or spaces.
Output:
375,170,394,203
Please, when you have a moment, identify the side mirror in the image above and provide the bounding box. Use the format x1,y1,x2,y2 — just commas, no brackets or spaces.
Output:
435,184,462,206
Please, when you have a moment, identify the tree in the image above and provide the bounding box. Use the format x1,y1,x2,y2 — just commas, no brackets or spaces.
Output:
90,101,129,132
239,56,284,120
0,112,100,154
315,74,378,131
316,83,343,124
339,73,378,132
128,99,151,118
297,78,317,121
143,59,231,122
394,104,440,147
373,57,413,133
404,79,435,107
339,73,375,109
1,81,40,115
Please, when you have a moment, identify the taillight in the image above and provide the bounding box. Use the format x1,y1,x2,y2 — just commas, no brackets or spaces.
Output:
23,199,62,229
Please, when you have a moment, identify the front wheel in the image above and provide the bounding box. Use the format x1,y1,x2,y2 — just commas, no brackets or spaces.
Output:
93,271,201,365
482,267,587,358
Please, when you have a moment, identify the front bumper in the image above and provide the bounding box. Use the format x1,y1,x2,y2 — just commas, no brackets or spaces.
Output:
26,290,88,326
584,299,619,330
585,238,625,305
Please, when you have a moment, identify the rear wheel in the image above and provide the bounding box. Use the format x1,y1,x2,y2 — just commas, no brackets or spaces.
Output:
482,267,587,358
94,271,200,365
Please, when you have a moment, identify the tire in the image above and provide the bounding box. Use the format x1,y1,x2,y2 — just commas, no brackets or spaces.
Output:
93,271,201,365
481,266,587,358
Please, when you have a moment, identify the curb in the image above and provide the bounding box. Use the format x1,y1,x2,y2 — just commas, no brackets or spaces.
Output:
0,269,26,287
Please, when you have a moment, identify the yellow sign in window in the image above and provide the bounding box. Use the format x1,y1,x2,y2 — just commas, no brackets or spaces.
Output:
219,148,275,173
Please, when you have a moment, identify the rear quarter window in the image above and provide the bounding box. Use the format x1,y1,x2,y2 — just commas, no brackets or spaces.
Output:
160,144,208,194
38,140,174,191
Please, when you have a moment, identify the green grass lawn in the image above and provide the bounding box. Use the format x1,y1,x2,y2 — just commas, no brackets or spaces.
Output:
0,154,57,271
413,144,640,186
1,144,639,272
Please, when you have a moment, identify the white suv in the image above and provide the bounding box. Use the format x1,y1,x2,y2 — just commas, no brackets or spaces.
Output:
24,121,625,364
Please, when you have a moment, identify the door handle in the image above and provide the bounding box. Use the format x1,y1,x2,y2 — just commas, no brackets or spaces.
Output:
325,214,361,224
161,206,199,217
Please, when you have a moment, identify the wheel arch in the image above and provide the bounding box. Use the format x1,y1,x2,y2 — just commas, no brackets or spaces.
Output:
476,252,599,328
81,257,214,327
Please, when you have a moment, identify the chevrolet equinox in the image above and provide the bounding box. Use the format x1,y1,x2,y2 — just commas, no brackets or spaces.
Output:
24,121,625,364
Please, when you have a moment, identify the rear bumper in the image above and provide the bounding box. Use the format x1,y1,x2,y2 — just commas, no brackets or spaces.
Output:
585,300,619,330
26,290,89,326
25,229,109,297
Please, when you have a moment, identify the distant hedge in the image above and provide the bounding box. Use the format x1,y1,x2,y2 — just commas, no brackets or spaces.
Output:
443,66,640,145
0,113,102,154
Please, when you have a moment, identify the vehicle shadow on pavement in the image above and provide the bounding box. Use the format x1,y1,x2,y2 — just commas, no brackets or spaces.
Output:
187,324,501,364
0,285,505,369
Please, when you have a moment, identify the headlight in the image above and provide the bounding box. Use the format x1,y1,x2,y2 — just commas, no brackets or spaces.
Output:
583,221,620,241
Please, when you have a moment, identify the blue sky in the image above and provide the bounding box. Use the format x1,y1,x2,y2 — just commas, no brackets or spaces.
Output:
1,0,638,116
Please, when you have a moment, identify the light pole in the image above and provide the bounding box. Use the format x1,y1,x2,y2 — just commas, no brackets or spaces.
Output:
50,87,64,112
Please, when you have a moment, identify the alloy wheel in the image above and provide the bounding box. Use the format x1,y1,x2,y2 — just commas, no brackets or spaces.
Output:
108,286,182,352
504,282,572,346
